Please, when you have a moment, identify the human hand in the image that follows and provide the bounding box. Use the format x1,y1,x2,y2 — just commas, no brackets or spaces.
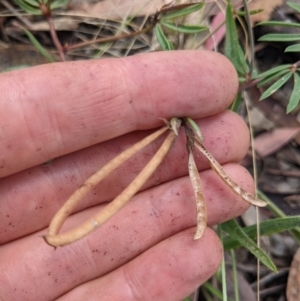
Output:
0,51,252,301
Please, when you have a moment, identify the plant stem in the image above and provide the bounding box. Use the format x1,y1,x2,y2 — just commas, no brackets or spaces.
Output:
46,15,65,61
64,22,156,53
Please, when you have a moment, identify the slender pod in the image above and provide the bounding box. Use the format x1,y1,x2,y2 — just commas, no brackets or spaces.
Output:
188,150,207,240
44,120,181,247
46,126,168,238
194,138,267,207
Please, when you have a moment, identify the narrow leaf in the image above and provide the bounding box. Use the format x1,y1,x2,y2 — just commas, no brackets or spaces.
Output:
229,92,242,112
185,117,203,141
2,65,30,72
154,24,174,51
259,33,300,42
13,0,41,14
223,216,300,250
161,21,208,34
51,0,68,9
22,28,56,62
14,0,68,13
258,190,300,244
287,2,300,13
202,282,228,301
222,219,277,272
287,72,300,113
253,64,291,80
260,72,292,100
257,69,290,87
285,44,300,52
20,0,40,7
257,21,300,28
224,4,249,75
162,3,204,20
237,9,264,16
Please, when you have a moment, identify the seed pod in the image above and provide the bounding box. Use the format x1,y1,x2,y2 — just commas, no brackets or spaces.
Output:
188,150,207,240
194,139,267,207
44,121,181,247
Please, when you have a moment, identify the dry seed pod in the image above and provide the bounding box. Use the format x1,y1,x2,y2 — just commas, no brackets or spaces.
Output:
188,150,207,240
46,126,168,238
194,139,267,207
44,120,181,247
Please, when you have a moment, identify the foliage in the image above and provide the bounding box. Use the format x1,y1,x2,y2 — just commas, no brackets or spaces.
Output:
13,0,68,15
154,3,208,51
22,28,56,62
255,1,300,112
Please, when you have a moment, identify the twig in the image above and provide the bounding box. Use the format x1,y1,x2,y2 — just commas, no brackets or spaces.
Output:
64,22,156,53
45,15,65,61
39,2,65,61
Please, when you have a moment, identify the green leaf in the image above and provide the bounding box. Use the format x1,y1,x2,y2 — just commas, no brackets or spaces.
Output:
161,3,204,20
221,219,277,272
224,4,249,75
257,21,300,28
223,216,300,250
154,24,174,51
202,282,234,301
160,21,208,34
259,33,300,42
50,0,68,10
287,72,300,113
185,117,203,141
14,0,68,14
1,65,30,72
257,69,290,87
287,1,300,13
230,250,239,301
229,92,242,112
19,0,40,7
13,0,41,14
22,28,56,62
285,44,300,52
260,72,292,100
218,224,228,301
258,190,300,244
237,9,264,16
253,64,291,80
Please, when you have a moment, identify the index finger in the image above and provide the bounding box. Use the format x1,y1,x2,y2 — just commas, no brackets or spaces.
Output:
0,50,238,177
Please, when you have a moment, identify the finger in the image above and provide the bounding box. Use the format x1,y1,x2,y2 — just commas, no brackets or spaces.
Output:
0,111,249,243
57,228,222,301
0,50,238,177
0,164,251,301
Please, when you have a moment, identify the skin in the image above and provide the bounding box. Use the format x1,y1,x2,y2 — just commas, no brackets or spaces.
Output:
0,50,252,301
